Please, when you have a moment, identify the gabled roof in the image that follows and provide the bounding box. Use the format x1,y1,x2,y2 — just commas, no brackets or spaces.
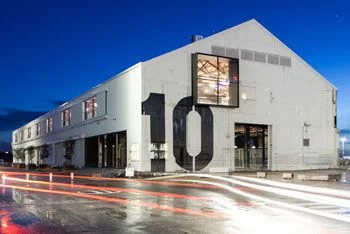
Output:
13,19,336,134
13,62,142,133
144,19,336,89
250,19,336,89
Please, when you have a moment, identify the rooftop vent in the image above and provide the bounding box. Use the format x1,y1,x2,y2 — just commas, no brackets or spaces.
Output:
191,35,204,43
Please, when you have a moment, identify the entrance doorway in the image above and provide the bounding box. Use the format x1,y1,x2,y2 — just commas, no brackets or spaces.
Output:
84,131,127,168
101,131,127,168
235,124,268,170
85,136,99,167
101,133,117,168
117,131,127,169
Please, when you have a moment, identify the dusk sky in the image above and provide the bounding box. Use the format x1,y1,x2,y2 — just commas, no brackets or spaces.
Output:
0,0,349,150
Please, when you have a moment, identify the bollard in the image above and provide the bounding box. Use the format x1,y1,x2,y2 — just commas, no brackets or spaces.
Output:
257,172,267,178
282,173,293,179
26,173,29,181
49,173,53,183
70,172,74,181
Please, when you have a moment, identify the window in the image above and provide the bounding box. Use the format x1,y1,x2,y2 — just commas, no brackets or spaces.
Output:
36,123,41,136
303,139,310,147
20,130,24,141
332,89,337,104
62,109,71,127
27,127,31,139
15,133,18,143
192,53,239,107
84,96,97,120
46,117,53,133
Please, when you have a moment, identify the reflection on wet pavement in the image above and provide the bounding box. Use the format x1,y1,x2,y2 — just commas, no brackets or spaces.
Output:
0,190,63,234
0,177,231,233
0,172,349,233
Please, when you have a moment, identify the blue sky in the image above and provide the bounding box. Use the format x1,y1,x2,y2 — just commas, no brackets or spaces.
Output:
0,0,349,150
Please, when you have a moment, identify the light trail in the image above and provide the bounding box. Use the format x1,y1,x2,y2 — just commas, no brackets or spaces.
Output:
232,175,350,198
0,171,217,189
164,174,350,209
0,184,226,219
3,176,210,201
173,178,350,223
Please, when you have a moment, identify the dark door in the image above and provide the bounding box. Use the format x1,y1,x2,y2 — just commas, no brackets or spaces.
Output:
117,131,127,169
85,137,99,167
103,133,116,168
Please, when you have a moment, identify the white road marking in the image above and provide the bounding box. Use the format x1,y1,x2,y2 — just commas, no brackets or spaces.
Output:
77,190,121,195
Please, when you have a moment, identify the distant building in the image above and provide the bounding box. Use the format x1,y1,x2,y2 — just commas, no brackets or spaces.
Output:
12,19,338,172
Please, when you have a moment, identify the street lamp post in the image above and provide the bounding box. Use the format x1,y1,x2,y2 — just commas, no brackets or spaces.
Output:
340,137,346,158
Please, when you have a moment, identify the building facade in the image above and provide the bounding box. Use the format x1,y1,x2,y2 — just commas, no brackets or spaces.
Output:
12,19,338,172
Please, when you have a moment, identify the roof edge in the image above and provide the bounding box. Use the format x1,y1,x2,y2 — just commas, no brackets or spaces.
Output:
251,19,336,89
12,62,142,133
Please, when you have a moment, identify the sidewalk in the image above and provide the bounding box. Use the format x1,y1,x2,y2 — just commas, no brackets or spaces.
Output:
0,166,74,174
0,166,125,178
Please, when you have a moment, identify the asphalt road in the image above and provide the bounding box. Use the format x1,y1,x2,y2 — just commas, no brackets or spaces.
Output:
0,172,349,233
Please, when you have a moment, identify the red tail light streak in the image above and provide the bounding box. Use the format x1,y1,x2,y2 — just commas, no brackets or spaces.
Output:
0,183,225,219
3,175,211,201
0,171,218,189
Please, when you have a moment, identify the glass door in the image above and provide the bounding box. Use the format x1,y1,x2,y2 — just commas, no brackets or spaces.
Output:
235,124,268,170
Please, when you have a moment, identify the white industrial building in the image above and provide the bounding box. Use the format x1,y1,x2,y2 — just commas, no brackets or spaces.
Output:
12,19,338,172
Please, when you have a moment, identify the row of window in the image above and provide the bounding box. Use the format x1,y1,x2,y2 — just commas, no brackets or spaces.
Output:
15,96,97,143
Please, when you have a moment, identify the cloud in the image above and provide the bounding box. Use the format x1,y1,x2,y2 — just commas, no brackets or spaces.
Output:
0,108,47,132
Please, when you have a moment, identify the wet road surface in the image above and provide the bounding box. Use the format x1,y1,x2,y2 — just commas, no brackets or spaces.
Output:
0,172,349,233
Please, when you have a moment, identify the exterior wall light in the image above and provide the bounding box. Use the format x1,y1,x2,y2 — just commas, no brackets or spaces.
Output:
304,122,311,127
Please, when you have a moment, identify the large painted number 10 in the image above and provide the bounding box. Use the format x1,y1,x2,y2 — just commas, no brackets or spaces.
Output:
142,93,213,171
